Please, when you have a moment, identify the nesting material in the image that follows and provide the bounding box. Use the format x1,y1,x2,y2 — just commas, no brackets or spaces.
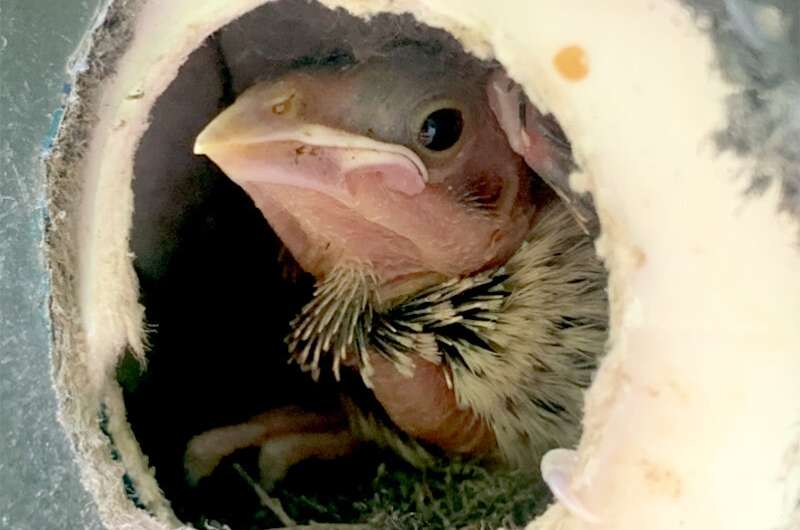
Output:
45,0,800,529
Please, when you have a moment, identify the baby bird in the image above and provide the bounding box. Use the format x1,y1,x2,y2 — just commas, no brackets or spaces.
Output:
186,45,606,487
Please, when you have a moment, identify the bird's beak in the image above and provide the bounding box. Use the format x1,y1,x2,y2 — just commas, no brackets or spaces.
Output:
194,82,428,199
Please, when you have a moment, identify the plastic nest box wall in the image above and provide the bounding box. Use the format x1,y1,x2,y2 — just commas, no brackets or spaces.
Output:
45,1,800,529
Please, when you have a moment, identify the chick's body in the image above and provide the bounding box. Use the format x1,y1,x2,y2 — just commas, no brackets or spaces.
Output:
334,199,606,471
189,46,607,483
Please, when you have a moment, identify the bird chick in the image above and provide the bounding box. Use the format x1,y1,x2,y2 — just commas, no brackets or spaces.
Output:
187,46,606,487
195,48,536,301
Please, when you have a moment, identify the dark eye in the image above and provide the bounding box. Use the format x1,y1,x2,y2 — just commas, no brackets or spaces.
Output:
417,108,463,152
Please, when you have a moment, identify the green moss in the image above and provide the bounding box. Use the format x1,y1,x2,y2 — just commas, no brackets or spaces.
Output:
247,453,550,530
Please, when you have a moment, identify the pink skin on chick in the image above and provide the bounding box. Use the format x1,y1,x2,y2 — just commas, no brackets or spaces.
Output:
194,50,569,459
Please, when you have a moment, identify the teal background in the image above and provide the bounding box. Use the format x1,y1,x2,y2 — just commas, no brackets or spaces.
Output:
0,1,105,529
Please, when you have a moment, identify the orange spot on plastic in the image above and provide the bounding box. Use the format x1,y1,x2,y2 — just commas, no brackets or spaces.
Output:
554,45,589,81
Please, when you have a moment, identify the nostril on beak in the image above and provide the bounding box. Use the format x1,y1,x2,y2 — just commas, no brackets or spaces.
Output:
270,94,295,115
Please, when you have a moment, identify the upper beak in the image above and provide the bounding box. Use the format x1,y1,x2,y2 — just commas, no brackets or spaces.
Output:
194,82,428,198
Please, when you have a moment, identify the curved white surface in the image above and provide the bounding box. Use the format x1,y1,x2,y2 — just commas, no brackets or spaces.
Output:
73,1,800,528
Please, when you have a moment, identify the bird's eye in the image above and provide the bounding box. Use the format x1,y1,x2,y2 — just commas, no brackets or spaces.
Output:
417,108,463,152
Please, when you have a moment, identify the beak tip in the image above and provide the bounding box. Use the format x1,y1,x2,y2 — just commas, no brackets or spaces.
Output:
194,118,224,155
193,131,214,156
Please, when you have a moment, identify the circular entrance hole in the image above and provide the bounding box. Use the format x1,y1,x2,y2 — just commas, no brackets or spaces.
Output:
111,1,607,528
45,2,800,528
